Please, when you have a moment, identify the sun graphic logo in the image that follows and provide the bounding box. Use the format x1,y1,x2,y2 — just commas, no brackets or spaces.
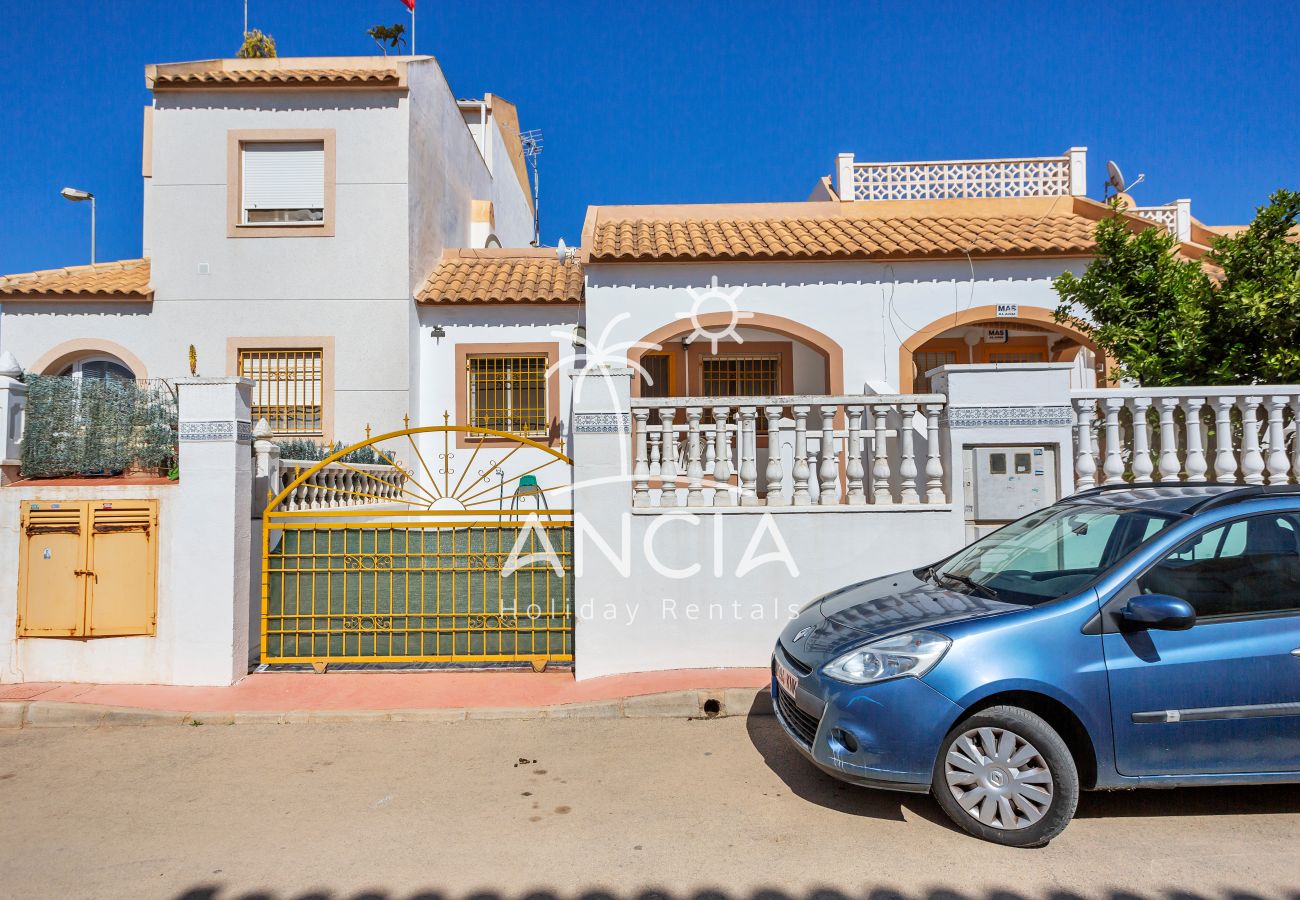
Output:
675,275,753,353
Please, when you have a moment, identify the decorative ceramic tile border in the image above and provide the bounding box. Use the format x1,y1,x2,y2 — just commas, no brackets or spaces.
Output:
946,405,1074,428
573,412,631,434
180,420,253,443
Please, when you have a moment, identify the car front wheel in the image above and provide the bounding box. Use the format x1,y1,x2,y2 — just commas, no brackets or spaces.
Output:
930,705,1079,847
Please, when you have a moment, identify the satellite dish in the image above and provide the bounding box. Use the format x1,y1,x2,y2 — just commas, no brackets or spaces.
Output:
1106,160,1127,193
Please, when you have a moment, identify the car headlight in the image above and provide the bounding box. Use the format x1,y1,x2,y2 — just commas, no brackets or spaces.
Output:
822,630,951,684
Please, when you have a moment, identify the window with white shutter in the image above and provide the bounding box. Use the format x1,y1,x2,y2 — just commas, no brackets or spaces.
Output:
241,141,325,224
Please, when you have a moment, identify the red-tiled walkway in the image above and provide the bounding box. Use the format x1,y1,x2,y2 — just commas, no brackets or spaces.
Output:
0,668,770,713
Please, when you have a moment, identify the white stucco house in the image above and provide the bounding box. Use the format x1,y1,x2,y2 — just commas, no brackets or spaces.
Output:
0,55,552,451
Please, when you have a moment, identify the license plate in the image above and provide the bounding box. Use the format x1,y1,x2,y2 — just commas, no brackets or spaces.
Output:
775,659,799,697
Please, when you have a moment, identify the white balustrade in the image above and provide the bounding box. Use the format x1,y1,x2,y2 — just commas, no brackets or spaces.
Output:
1071,387,1300,490
629,394,947,510
268,458,410,511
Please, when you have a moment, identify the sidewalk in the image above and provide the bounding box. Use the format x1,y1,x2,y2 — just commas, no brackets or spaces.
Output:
0,667,773,727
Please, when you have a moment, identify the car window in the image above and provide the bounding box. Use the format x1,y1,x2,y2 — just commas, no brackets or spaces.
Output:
1139,512,1300,619
937,504,1174,606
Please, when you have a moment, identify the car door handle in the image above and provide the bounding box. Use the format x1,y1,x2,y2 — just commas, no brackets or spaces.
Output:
1292,648,1300,656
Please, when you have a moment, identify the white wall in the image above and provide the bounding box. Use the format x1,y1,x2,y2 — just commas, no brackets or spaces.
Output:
411,304,581,496
146,89,411,302
569,368,967,680
584,257,1089,393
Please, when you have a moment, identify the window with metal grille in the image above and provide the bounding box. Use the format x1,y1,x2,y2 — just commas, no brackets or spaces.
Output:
467,355,549,435
242,141,325,224
699,354,781,396
913,350,957,393
238,348,324,435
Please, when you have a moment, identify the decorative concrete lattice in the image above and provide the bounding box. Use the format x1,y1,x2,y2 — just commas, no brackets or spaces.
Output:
852,157,1071,201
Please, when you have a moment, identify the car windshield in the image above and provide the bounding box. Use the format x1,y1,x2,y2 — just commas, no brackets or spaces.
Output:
932,503,1175,606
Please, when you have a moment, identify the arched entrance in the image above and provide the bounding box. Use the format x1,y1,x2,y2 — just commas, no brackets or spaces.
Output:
630,311,845,399
900,305,1106,393
261,424,573,669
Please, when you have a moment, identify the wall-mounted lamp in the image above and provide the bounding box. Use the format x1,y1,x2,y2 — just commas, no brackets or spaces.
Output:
572,324,587,349
430,325,446,344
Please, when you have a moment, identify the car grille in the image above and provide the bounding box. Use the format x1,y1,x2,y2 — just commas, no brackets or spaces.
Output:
775,688,821,747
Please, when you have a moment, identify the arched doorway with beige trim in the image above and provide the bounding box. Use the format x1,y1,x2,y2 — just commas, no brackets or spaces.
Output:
900,305,1106,393
629,311,845,400
30,339,149,382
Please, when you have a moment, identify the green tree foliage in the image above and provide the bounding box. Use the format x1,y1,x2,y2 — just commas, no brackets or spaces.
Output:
1054,191,1300,386
237,29,277,59
367,23,406,55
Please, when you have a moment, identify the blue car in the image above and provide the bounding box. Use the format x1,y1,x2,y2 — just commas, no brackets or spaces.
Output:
772,483,1300,847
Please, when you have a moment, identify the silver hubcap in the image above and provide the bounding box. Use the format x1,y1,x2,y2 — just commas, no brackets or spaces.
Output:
945,726,1054,830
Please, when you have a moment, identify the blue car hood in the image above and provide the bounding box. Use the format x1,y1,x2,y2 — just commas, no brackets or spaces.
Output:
784,570,1021,661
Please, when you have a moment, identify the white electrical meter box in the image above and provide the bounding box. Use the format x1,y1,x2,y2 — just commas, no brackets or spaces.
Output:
964,446,1057,535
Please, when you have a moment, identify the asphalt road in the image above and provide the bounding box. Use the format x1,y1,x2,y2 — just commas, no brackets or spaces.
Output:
2,714,1298,900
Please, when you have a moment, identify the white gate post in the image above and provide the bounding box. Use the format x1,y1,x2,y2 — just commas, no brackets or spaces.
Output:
569,366,633,681
173,377,254,686
0,351,27,485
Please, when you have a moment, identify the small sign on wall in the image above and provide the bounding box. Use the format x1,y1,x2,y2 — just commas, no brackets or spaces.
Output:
995,303,1019,318
985,328,1009,343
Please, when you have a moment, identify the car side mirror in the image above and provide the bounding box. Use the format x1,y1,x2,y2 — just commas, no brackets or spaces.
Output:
1121,594,1196,631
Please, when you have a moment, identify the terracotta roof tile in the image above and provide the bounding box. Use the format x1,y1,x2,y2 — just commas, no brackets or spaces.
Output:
153,68,399,87
417,250,583,304
586,200,1103,263
0,258,152,299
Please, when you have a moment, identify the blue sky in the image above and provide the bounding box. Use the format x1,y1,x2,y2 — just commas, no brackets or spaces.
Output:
1,0,1297,274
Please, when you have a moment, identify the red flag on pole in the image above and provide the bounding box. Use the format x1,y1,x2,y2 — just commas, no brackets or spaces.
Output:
399,0,414,9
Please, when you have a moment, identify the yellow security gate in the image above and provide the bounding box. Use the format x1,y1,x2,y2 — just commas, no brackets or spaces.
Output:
261,424,573,668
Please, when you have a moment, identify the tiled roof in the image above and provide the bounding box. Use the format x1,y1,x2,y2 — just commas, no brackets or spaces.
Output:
417,249,584,304
0,258,152,299
153,68,399,87
584,198,1113,263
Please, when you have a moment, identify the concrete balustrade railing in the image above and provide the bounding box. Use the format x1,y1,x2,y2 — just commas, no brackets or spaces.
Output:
272,459,408,511
251,424,408,513
1071,387,1300,490
629,394,948,509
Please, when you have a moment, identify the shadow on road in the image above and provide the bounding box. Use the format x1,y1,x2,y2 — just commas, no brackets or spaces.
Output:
743,690,1300,827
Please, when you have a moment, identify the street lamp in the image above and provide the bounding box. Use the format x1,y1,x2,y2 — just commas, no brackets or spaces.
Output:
60,187,95,264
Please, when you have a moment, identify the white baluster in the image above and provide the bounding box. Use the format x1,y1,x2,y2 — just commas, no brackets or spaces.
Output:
1101,398,1126,485
898,402,919,503
1130,397,1154,483
649,428,662,478
764,405,786,506
1182,397,1208,481
872,402,894,505
818,404,840,505
1073,400,1097,490
738,407,760,507
791,405,812,506
1266,396,1291,485
712,405,733,506
1239,396,1265,485
685,407,705,507
924,403,945,503
1156,398,1181,482
1212,396,1238,483
632,407,651,507
845,405,866,505
657,406,678,507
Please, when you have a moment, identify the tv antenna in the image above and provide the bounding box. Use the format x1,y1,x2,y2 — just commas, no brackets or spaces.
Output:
1105,160,1145,200
520,129,543,245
